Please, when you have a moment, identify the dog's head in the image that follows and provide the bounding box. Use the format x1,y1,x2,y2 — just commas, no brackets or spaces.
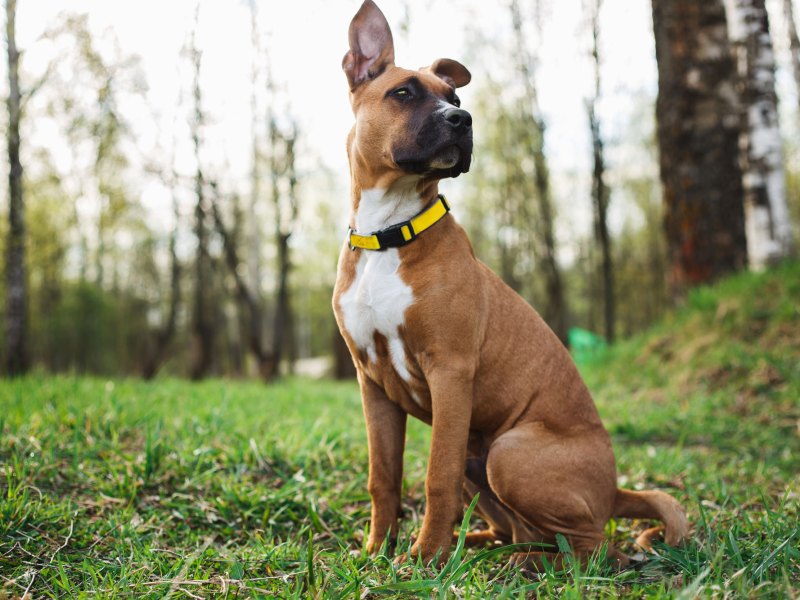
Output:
343,0,472,186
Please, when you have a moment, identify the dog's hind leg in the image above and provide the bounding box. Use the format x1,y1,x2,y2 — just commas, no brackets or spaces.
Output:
454,473,511,547
485,421,628,569
455,456,540,547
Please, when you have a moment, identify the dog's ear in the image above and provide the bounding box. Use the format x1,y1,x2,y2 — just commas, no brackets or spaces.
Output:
343,0,395,91
424,58,471,89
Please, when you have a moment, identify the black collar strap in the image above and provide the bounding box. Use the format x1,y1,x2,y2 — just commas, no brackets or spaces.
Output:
348,194,450,251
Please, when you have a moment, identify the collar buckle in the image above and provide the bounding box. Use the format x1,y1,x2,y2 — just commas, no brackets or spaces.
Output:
375,221,415,249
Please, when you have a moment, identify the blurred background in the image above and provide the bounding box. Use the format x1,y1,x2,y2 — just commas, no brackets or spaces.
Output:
1,0,798,381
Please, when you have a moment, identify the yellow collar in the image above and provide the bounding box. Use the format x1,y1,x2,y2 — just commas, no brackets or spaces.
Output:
348,194,451,251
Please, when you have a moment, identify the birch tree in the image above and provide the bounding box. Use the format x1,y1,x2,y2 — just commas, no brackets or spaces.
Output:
651,0,748,291
730,0,794,267
783,0,800,112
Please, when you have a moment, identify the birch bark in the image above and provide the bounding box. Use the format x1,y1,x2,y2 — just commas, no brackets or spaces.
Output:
730,0,794,268
783,0,800,109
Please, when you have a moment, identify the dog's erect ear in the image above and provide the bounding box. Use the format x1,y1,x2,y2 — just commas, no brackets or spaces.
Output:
342,1,395,91
424,58,471,89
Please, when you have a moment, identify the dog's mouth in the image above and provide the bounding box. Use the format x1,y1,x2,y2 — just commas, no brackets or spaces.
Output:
428,146,461,170
395,138,472,177
429,139,472,176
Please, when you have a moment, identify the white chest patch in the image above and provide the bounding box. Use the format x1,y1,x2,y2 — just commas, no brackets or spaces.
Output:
340,248,413,379
339,183,423,383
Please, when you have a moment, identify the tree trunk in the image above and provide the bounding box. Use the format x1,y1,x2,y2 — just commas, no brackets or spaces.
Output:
207,123,299,384
509,0,568,344
271,231,290,378
142,191,181,380
784,0,800,111
4,0,30,376
651,0,748,293
586,0,615,343
189,17,214,380
588,105,614,342
208,183,277,381
191,170,213,379
731,0,794,268
248,0,263,296
269,124,299,379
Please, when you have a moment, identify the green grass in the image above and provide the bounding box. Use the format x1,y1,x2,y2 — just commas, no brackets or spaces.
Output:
1,262,799,597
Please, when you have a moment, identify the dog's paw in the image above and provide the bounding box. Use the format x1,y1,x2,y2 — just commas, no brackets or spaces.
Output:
365,529,400,556
365,538,380,555
407,539,450,567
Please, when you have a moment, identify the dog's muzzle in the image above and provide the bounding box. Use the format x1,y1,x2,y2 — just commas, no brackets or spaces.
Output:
395,108,473,177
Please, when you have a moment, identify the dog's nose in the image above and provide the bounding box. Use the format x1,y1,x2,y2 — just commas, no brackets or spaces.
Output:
444,108,472,132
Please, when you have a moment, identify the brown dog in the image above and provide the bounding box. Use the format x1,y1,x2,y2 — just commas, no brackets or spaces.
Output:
332,0,688,569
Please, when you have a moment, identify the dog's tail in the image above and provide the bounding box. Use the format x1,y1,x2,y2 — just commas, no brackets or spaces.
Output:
613,488,689,551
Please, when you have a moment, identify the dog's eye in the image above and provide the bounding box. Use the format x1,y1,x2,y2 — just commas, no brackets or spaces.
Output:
391,87,413,100
451,94,461,108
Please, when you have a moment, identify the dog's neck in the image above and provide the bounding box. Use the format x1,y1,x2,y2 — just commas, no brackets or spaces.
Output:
350,176,441,233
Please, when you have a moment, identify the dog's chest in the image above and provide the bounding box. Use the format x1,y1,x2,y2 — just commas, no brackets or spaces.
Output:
339,249,414,381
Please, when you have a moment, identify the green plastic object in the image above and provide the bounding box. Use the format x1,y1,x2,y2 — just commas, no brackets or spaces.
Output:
569,327,607,365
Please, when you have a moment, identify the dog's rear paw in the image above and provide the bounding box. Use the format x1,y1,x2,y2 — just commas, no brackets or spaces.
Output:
393,540,449,567
453,529,500,547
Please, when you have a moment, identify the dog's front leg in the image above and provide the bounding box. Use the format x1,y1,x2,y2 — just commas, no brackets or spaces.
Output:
360,373,408,555
411,367,473,566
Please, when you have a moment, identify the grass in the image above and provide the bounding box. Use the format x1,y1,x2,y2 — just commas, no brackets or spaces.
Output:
1,261,799,597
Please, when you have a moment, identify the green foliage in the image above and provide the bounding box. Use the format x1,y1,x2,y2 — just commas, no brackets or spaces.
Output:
47,282,118,372
784,139,800,246
1,262,798,596
32,281,151,374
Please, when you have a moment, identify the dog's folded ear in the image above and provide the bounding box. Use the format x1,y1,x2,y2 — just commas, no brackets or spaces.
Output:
343,0,395,91
425,58,471,89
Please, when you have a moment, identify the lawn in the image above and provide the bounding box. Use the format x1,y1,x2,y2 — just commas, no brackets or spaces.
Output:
1,263,799,598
